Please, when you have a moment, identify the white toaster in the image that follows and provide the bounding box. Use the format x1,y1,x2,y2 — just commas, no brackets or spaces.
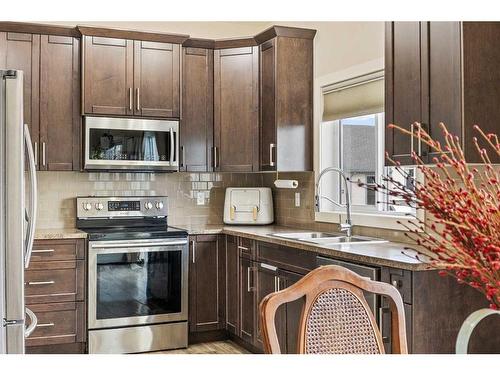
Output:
223,187,274,225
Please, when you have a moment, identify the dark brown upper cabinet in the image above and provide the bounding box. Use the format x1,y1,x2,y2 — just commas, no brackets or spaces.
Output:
386,22,500,165
0,31,40,167
81,27,187,119
39,35,81,171
83,36,133,116
214,46,259,172
0,24,81,171
180,45,214,171
133,41,180,118
256,27,316,171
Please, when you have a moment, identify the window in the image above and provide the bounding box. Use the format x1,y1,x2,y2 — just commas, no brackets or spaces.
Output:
318,71,416,216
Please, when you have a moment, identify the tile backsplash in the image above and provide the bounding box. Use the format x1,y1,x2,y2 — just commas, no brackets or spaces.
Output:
36,170,409,243
36,171,260,229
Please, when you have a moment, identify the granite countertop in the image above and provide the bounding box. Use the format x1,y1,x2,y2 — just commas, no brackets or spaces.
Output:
177,224,430,271
34,224,430,271
35,228,88,240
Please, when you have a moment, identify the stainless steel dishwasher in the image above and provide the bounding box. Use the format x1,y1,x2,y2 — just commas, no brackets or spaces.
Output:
316,256,380,318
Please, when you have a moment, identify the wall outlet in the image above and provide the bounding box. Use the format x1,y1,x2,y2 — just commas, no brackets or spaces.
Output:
196,191,205,205
295,192,301,207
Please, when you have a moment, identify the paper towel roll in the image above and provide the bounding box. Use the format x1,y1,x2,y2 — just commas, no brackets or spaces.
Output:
274,179,299,189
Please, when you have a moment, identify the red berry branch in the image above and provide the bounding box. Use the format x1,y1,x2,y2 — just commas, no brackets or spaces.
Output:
361,123,499,309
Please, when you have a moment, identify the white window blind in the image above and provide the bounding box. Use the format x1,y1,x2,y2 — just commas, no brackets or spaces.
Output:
322,77,384,122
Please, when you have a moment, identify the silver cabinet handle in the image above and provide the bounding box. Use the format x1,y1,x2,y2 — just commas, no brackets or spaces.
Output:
247,267,251,292
274,275,278,292
246,267,256,293
136,88,140,111
37,323,55,328
180,146,185,168
33,141,38,166
32,249,55,254
27,281,55,286
25,308,37,338
410,123,414,156
129,88,132,111
261,262,277,272
237,245,249,252
378,306,391,342
191,240,196,264
269,143,276,167
213,147,218,169
42,142,46,167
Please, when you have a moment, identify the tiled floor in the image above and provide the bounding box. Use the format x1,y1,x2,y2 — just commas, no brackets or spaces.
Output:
153,340,250,354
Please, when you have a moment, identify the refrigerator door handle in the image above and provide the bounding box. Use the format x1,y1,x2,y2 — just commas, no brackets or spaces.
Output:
24,307,37,338
23,123,37,268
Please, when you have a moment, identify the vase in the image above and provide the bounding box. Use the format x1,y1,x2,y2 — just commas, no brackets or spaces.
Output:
455,308,500,354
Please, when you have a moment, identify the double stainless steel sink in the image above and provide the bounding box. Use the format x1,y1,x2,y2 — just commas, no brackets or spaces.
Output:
269,231,388,246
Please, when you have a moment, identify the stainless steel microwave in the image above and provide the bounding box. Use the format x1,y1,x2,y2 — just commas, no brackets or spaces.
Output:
84,116,179,172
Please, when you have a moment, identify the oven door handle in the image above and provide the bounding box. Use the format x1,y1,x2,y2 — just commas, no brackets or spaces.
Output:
91,240,188,249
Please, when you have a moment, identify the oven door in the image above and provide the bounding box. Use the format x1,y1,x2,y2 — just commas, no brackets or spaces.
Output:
84,116,179,171
88,238,188,329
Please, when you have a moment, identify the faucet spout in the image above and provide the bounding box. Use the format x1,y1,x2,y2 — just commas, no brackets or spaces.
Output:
315,167,353,237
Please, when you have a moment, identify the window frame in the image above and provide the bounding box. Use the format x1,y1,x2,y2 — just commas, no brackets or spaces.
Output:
313,60,423,230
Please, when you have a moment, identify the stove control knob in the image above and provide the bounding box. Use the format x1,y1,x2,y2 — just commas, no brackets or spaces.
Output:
144,201,153,210
83,202,92,211
155,201,164,210
95,202,104,211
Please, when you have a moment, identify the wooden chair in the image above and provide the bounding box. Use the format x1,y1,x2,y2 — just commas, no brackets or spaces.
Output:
259,265,408,354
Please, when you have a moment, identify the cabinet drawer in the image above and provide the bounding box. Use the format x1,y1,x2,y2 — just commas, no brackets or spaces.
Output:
25,260,85,304
32,239,85,262
257,241,316,275
25,302,85,347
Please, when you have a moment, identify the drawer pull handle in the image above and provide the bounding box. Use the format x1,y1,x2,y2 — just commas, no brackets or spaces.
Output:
28,281,55,286
32,249,55,253
37,323,55,328
237,246,249,251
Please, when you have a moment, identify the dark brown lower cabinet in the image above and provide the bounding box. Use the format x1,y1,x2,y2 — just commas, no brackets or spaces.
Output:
26,238,86,354
207,235,500,354
188,235,225,333
254,262,286,352
239,257,256,345
225,235,239,335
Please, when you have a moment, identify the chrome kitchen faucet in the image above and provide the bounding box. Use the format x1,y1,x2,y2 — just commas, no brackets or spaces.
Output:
315,167,353,238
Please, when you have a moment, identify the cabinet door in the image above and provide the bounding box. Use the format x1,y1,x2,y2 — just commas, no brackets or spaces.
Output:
239,257,256,344
281,270,305,354
181,47,213,171
133,40,180,118
385,22,424,165
188,235,224,332
83,36,133,115
259,39,276,171
225,235,239,335
426,22,462,162
254,262,286,352
39,35,80,171
214,47,259,172
0,32,40,168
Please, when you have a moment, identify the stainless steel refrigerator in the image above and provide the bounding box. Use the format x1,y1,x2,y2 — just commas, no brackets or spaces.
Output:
0,69,38,354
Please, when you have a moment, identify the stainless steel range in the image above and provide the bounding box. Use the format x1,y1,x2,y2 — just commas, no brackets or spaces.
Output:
76,196,188,354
